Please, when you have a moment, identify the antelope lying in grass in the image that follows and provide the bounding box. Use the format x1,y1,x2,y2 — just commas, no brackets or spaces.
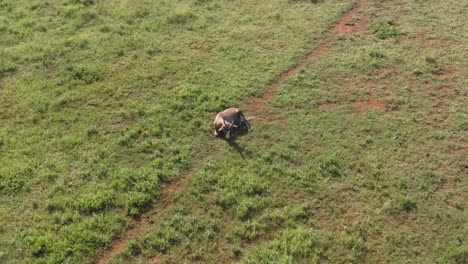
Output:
213,108,251,139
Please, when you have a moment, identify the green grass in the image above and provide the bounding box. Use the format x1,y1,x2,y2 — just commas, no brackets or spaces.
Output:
0,0,352,263
1,0,467,263
110,0,466,263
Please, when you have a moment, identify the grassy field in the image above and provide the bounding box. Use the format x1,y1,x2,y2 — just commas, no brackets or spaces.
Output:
1,0,467,263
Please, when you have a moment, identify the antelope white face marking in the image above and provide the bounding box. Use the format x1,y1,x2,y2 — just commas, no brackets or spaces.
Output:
226,131,231,139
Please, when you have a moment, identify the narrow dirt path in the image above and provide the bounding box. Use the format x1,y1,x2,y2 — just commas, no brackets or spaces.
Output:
248,0,368,115
96,146,218,264
96,1,368,263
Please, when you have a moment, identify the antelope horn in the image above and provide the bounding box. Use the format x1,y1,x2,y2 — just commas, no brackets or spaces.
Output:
223,119,234,128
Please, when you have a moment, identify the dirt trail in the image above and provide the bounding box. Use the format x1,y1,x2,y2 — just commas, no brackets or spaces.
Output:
96,1,368,263
248,0,368,115
96,145,219,264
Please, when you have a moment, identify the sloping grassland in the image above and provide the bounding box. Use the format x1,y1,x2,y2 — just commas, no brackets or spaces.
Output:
1,0,351,263
0,0,467,263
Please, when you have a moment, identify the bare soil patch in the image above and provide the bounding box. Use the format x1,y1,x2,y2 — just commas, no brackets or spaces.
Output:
334,1,368,33
353,95,386,111
334,16,367,34
436,71,457,78
97,217,148,264
345,77,356,86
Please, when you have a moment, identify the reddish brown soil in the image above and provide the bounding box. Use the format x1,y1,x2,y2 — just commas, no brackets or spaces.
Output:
96,1,369,263
437,183,451,192
149,254,162,264
97,217,148,264
376,67,394,77
345,77,356,86
335,1,368,33
436,71,457,78
353,95,386,111
334,15,367,33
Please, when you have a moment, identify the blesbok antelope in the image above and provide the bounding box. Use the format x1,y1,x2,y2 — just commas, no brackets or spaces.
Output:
213,108,251,139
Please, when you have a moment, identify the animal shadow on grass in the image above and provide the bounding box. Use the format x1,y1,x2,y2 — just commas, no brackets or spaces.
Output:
227,139,248,160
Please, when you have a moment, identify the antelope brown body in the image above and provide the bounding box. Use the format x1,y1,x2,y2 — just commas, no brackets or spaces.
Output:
213,108,251,139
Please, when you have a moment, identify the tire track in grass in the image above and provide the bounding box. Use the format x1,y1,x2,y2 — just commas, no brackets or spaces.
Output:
96,1,368,263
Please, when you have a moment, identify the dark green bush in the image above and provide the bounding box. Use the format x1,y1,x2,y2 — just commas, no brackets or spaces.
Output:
290,204,312,220
125,191,151,216
233,221,266,241
315,154,341,177
371,21,406,39
398,196,417,212
143,226,179,255
68,63,101,84
75,191,115,213
25,231,56,258
235,197,264,220
0,167,33,194
60,223,110,257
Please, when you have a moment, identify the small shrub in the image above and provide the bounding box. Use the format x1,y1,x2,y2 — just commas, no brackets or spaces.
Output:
447,246,468,263
417,171,441,190
290,204,312,220
190,167,219,195
125,191,151,216
371,21,406,39
25,231,55,258
169,213,204,236
68,64,101,84
275,229,322,259
216,191,238,209
0,167,33,194
75,191,115,213
368,46,387,59
60,223,110,256
118,129,141,146
315,154,341,177
233,221,266,241
398,196,417,212
242,177,268,196
0,1,13,12
383,196,417,215
143,227,179,255
125,239,141,256
235,197,264,220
